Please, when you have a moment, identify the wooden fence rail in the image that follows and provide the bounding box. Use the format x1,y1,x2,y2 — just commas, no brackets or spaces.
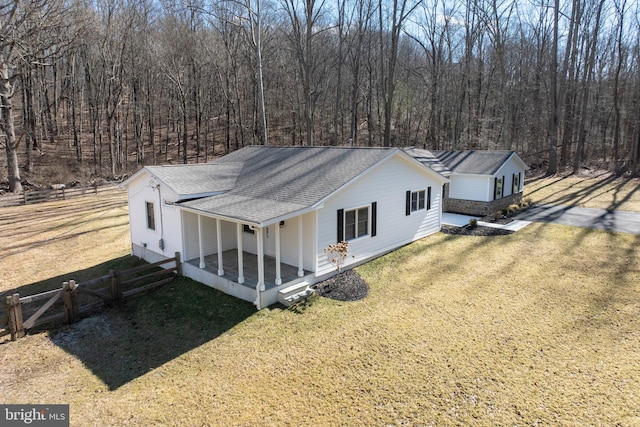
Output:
0,253,181,341
0,183,123,208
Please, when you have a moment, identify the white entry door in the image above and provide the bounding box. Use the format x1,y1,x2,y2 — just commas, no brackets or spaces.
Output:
264,225,276,256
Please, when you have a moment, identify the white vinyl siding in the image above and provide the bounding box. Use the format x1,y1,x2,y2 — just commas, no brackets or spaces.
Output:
272,212,315,271
316,153,444,276
448,175,491,201
495,156,526,197
447,155,526,203
183,214,247,261
127,173,183,257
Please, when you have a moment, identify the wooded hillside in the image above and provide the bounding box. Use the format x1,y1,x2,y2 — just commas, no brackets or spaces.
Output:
1,0,639,192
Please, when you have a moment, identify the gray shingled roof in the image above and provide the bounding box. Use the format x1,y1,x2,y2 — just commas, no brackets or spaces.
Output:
404,148,451,176
180,146,398,224
433,150,516,175
146,163,243,197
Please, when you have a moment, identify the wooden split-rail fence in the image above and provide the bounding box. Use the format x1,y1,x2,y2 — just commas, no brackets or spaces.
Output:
0,183,121,207
0,253,181,341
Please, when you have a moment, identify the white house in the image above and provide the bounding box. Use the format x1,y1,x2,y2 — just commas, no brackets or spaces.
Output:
406,149,529,216
123,146,448,309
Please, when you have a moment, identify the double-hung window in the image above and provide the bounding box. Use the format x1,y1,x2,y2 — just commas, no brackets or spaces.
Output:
405,188,431,215
410,190,426,212
494,177,504,199
345,206,369,241
512,172,521,194
146,201,156,230
337,203,376,242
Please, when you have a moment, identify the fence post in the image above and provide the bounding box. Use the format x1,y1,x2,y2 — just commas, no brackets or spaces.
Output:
175,252,182,276
110,269,122,300
23,192,28,205
6,293,24,341
63,281,79,324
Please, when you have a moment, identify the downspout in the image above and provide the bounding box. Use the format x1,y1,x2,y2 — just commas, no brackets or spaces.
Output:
156,184,165,251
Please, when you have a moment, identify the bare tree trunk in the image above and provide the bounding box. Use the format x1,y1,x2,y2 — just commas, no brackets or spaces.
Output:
611,0,627,175
573,0,604,174
1,58,23,192
182,95,188,164
559,0,581,166
331,0,347,146
546,0,559,176
632,40,640,177
22,71,37,172
41,64,56,145
246,0,269,145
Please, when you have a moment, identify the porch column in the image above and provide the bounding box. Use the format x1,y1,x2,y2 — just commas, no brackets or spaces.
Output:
198,215,205,269
297,216,304,277
216,219,224,276
256,227,265,291
275,224,282,285
236,223,244,284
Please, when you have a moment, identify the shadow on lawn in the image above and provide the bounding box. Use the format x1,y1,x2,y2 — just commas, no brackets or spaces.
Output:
526,174,640,212
48,276,255,390
0,255,143,299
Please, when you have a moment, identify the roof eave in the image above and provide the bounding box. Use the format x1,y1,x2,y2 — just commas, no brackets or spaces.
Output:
176,202,322,228
489,152,530,175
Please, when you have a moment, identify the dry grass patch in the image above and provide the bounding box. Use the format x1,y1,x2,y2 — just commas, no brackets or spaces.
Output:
525,173,640,211
1,174,640,426
2,224,639,426
0,187,131,295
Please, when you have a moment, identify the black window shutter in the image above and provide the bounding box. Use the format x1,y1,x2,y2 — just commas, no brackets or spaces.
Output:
494,177,498,200
406,191,411,216
337,209,344,242
427,187,432,210
371,202,377,237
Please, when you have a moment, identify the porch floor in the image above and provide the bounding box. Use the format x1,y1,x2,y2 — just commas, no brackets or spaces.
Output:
186,249,307,290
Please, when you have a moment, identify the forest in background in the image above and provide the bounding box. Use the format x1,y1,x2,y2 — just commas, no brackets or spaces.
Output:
1,0,639,192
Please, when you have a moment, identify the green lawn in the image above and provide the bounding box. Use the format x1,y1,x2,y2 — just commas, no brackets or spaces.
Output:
1,177,639,426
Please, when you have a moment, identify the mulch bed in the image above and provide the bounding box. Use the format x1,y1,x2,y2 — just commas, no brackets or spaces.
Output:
313,269,369,302
441,224,514,236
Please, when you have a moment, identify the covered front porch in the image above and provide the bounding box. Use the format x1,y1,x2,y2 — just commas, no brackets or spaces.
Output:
186,249,309,291
179,209,318,308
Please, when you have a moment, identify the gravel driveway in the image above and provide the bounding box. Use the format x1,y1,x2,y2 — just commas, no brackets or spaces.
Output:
515,204,640,235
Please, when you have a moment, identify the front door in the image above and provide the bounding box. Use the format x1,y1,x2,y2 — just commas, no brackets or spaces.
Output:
264,225,276,257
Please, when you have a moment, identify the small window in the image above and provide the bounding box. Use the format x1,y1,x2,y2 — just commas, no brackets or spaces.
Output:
411,190,426,212
243,224,255,234
146,201,155,230
344,206,369,241
406,188,431,215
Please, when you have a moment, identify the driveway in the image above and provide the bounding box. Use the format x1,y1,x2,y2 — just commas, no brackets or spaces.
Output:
515,204,640,235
